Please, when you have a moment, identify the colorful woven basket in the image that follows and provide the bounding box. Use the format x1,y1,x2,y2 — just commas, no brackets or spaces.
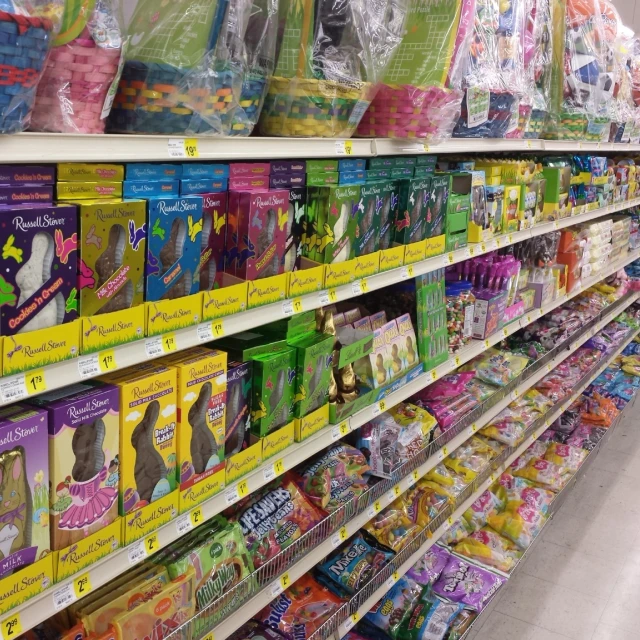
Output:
506,104,533,139
31,32,121,134
524,109,546,139
0,10,53,134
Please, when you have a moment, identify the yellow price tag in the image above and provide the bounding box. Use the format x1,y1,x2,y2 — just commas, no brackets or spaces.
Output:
212,320,225,338
406,265,415,278
339,421,350,437
238,479,249,498
468,245,475,256
73,572,92,599
447,253,454,264
374,500,382,513
484,339,490,349
526,140,533,149
379,400,386,413
553,220,559,230
495,237,503,248
489,473,496,483
361,278,369,293
481,243,487,253
502,328,509,338
99,349,117,372
280,572,291,590
392,570,400,582
274,459,285,476
430,370,437,381
394,485,401,497
513,388,519,398
339,526,348,542
442,446,449,457
291,298,304,314
25,369,46,395
471,423,478,432
201,634,214,640
447,517,454,527
412,470,419,482
351,613,360,625
184,138,199,158
145,533,159,556
0,613,22,639
163,333,177,353
508,234,514,244
328,289,338,303
423,143,430,152
345,141,353,155
526,314,532,324
454,356,461,367
190,507,203,528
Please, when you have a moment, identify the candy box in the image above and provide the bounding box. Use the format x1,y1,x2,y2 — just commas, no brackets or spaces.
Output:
182,164,229,180
339,159,366,172
393,177,431,245
270,174,306,189
473,289,508,339
229,177,269,191
395,314,419,371
444,173,471,251
288,332,334,418
271,160,307,175
339,171,366,185
29,383,119,551
0,166,54,185
181,178,228,195
0,185,53,205
160,348,226,494
229,163,270,178
57,164,124,182
126,164,182,181
123,180,180,198
307,172,339,187
367,169,391,181
427,174,450,240
502,185,522,234
0,203,78,336
354,320,396,389
307,159,339,174
145,195,203,301
486,185,505,235
227,189,289,280
416,155,438,170
199,192,228,291
541,167,571,220
356,181,387,256
225,361,252,458
100,363,178,516
250,347,297,437
76,199,147,317
390,168,414,180
468,171,490,242
0,405,49,579
284,186,306,272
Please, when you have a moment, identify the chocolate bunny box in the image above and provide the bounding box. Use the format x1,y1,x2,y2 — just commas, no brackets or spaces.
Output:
100,363,178,543
75,199,147,317
159,347,227,514
145,195,203,301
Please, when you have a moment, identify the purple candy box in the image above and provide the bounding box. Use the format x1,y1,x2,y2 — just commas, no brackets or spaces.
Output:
0,405,50,579
0,166,55,186
0,204,78,335
0,186,53,206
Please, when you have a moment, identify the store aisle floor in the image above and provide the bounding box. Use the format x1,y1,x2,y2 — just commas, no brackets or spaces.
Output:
467,394,640,640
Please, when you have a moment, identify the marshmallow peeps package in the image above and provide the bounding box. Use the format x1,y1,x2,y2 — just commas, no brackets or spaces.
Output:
100,363,178,515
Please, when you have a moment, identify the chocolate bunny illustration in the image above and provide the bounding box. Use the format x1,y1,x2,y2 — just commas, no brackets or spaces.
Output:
72,419,106,482
269,370,285,413
95,225,133,314
0,448,31,563
131,401,167,504
361,198,376,255
189,382,217,475
160,219,190,299
225,382,246,457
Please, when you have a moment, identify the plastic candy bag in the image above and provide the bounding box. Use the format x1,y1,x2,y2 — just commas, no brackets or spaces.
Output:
395,587,463,640
472,349,530,387
404,480,452,527
364,503,421,552
487,501,547,549
544,442,587,474
407,545,452,586
365,576,423,636
462,490,501,533
454,527,523,572
512,458,566,492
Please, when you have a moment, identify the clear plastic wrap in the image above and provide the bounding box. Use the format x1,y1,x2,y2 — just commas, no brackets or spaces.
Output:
107,0,278,136
544,0,611,141
0,0,61,133
609,22,636,142
355,0,474,141
258,0,408,138
452,0,527,138
30,0,125,134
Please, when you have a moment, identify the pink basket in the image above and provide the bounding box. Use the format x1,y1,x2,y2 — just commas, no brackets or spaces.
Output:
31,34,121,134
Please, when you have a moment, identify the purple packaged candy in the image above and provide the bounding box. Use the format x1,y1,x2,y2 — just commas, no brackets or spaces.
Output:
270,160,307,175
407,544,451,585
0,185,53,205
0,166,55,186
0,405,50,579
0,204,78,335
432,556,505,612
270,174,307,189
225,361,253,457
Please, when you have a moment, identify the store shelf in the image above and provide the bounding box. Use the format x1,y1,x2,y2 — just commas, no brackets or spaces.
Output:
333,325,640,640
2,199,638,407
5,282,636,638
2,134,640,163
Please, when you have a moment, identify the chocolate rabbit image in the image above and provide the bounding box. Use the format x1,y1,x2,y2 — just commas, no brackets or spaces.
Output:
160,219,190,300
189,382,217,475
0,448,31,564
131,401,167,504
95,225,133,314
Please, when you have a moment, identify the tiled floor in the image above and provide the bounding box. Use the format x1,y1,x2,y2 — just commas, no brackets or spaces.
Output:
467,395,640,640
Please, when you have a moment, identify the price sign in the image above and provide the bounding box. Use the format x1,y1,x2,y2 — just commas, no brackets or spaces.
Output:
332,527,349,547
53,582,76,612
283,298,304,317
484,339,490,349
502,328,509,338
447,253,454,265
212,319,225,339
344,613,360,631
99,349,117,372
145,336,164,358
163,333,177,353
25,369,46,395
270,572,292,598
401,265,415,280
454,356,461,367
468,245,475,257
145,533,159,556
352,280,368,296
197,322,214,343
319,289,338,306
128,539,147,565
335,141,353,156
265,458,286,482
0,614,22,639
481,243,487,253
168,138,199,158
430,370,438,381
386,571,400,588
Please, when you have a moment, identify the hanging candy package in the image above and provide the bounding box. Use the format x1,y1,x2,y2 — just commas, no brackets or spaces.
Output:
453,0,527,138
30,0,126,134
355,0,474,141
108,0,278,136
259,0,408,138
0,0,62,133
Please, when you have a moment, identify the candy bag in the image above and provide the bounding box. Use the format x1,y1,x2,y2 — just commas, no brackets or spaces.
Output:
406,545,451,586
511,458,566,492
317,532,394,595
432,557,505,612
566,424,606,451
233,473,325,567
454,527,522,572
481,415,527,447
487,501,547,550
256,574,345,637
425,464,469,497
447,610,477,640
358,416,400,478
472,350,530,387
496,475,555,515
462,490,501,533
440,518,473,546
544,443,587,474
404,480,452,526
395,586,463,640
364,503,421,552
364,576,423,636
417,373,476,402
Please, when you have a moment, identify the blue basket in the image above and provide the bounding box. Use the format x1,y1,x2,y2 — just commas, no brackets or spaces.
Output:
0,10,53,134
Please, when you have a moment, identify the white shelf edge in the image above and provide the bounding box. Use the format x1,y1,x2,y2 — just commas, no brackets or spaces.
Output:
3,201,638,407
336,326,640,639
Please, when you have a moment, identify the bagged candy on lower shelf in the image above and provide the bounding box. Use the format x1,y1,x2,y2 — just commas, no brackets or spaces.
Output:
228,622,289,640
511,458,566,492
487,501,547,550
454,527,523,572
432,557,505,612
463,489,502,532
425,463,469,497
494,475,555,515
566,424,607,451
440,518,473,546
470,350,530,387
407,545,452,586
447,610,478,640
395,586,463,640
404,480,452,526
364,576,423,636
417,373,476,402
544,442,587,474
364,502,421,552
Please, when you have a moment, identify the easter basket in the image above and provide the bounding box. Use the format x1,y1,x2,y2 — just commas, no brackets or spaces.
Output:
0,9,54,134
30,0,125,134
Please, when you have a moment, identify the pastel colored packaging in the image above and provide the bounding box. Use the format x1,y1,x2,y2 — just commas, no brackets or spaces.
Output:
145,195,203,301
0,185,53,205
397,588,463,640
407,545,451,585
29,383,119,551
126,164,182,180
225,361,252,458
227,189,289,280
270,174,306,189
199,192,228,291
0,166,55,185
181,178,228,195
57,182,123,200
0,203,78,336
160,348,226,490
100,364,178,515
76,199,147,316
229,163,270,178
393,178,431,245
356,181,383,257
317,532,394,595
231,473,324,568
181,164,229,179
271,160,307,175
57,163,124,182
284,186,306,272
123,180,180,198
455,527,522,573
0,406,50,579
364,576,423,635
